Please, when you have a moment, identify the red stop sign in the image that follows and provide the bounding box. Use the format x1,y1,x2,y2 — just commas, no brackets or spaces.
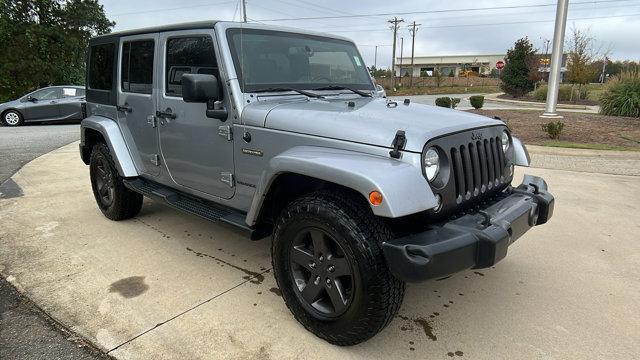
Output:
496,60,505,70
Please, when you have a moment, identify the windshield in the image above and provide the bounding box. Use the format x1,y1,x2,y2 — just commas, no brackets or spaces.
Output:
226,28,374,92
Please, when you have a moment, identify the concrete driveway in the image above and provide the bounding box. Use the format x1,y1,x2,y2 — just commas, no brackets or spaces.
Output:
1,143,639,359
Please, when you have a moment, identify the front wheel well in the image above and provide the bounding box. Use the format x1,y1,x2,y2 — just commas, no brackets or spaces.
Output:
81,128,106,165
257,173,371,228
1,108,23,120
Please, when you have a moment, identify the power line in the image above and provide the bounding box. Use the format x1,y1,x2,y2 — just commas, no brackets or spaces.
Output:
321,13,640,33
110,0,237,17
253,0,638,22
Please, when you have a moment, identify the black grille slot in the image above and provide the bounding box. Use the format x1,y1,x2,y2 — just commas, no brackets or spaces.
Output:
450,135,506,203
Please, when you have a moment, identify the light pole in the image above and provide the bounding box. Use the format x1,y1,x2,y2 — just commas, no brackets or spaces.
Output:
542,0,569,118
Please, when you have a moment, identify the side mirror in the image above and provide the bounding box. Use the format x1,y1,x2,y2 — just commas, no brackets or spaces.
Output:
27,96,37,102
181,73,220,103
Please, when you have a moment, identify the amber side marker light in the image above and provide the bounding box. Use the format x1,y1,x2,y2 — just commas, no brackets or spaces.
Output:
369,191,383,206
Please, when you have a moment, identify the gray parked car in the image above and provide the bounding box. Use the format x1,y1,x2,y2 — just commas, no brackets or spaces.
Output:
0,86,86,126
79,21,554,345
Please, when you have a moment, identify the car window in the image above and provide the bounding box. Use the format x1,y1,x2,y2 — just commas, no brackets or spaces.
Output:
165,36,217,97
31,88,60,100
121,40,154,94
89,43,115,91
77,88,86,97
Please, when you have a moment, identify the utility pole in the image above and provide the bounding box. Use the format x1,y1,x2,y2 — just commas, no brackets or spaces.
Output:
242,0,247,22
388,17,404,89
408,21,421,87
541,0,569,118
399,37,404,82
374,45,378,69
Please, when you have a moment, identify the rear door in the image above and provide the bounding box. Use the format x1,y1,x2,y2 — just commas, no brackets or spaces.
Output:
117,34,160,177
24,87,61,120
58,87,84,120
157,30,235,199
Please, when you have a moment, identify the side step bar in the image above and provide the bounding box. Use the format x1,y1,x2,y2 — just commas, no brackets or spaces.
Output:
123,178,269,240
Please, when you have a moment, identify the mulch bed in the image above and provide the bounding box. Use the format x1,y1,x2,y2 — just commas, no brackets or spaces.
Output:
467,109,640,149
496,93,598,106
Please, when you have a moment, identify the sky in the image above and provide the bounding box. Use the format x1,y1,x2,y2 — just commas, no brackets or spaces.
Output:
100,0,640,69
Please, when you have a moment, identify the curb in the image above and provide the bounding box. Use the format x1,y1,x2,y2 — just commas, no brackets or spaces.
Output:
484,93,599,111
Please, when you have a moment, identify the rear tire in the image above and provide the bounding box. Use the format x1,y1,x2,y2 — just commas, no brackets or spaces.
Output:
2,110,23,126
272,190,405,346
89,143,143,220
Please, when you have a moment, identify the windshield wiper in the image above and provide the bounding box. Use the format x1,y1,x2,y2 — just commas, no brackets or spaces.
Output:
253,87,324,98
311,85,372,97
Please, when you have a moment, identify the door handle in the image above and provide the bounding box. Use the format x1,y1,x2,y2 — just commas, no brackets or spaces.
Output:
50,101,57,104
156,109,176,120
117,104,133,113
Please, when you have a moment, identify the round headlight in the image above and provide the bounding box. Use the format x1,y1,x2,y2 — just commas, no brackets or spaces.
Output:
501,131,510,152
424,147,440,182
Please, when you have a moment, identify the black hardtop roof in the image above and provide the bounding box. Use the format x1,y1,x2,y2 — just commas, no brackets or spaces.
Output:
90,20,220,42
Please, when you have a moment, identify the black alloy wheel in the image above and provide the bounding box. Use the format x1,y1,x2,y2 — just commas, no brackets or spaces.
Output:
289,227,355,318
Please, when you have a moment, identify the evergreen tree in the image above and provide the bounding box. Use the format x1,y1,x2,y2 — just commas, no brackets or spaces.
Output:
500,37,537,97
0,0,114,101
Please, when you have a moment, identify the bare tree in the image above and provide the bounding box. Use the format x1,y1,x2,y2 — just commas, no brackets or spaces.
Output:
565,27,599,99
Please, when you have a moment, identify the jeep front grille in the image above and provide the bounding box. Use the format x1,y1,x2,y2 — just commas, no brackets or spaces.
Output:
450,136,506,203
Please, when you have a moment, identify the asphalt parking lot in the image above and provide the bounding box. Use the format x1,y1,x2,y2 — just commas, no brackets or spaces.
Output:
1,140,638,359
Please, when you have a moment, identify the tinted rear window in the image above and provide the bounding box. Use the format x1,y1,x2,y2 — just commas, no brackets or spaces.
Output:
89,43,115,91
121,40,154,94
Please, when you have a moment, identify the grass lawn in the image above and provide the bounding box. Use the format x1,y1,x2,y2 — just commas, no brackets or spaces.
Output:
466,109,640,151
388,85,500,96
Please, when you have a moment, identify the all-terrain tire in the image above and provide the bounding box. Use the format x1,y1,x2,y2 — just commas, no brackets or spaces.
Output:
272,190,405,346
89,142,143,220
2,110,23,126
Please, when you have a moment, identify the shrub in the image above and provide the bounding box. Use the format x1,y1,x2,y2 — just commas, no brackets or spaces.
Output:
469,95,485,109
435,97,451,108
533,85,587,102
451,98,461,109
542,121,565,139
599,72,640,117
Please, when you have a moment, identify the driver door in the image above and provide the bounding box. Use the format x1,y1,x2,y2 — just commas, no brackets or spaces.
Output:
157,30,235,199
24,88,61,120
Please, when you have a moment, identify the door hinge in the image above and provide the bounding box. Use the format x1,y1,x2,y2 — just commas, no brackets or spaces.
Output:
150,154,160,166
220,172,235,187
147,115,157,128
218,125,233,141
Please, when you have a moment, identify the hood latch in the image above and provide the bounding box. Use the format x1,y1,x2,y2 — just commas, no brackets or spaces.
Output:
389,130,407,159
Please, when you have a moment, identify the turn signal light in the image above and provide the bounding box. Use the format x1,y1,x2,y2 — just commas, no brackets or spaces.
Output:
369,191,383,206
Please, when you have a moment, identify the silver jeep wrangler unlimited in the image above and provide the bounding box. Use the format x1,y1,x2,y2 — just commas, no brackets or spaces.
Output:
80,21,554,345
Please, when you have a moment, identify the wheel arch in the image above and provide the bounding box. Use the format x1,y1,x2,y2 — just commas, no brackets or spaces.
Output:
80,116,138,177
1,108,24,122
246,146,438,227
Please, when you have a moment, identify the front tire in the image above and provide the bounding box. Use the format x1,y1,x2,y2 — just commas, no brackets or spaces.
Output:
2,110,23,126
89,143,143,220
272,191,405,346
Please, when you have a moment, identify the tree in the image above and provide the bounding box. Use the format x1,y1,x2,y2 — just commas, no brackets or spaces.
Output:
565,27,599,98
500,37,537,97
0,0,114,102
433,67,443,87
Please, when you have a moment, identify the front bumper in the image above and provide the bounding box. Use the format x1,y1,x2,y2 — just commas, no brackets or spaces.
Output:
382,175,554,282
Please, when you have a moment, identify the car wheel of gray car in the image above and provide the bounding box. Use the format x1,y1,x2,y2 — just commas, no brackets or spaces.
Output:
2,110,23,126
89,143,143,220
272,190,405,346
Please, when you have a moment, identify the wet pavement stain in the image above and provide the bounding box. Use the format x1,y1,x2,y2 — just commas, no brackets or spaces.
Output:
108,276,149,298
134,219,170,238
269,287,282,297
447,350,465,357
186,247,264,284
414,317,437,341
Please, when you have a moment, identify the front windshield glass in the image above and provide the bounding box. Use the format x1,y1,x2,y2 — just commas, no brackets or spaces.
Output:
226,28,374,92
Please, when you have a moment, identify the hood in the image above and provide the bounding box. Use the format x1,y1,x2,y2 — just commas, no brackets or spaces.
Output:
242,97,503,152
